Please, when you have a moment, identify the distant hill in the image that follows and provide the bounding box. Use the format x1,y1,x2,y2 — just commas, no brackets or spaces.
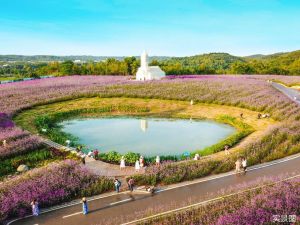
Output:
161,53,245,73
0,55,170,62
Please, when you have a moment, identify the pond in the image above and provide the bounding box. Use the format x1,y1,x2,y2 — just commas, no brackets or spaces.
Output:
60,117,236,157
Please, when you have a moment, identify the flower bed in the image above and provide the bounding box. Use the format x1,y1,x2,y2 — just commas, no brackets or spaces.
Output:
0,127,29,142
128,159,223,186
0,135,43,160
0,160,114,221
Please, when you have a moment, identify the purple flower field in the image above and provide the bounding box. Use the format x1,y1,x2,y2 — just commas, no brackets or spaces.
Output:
1,75,300,223
1,75,300,120
0,160,113,221
0,75,130,116
0,135,43,159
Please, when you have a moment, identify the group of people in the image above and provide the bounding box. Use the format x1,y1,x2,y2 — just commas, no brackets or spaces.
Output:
114,178,134,193
257,113,270,119
235,157,247,174
81,177,135,215
75,146,101,165
120,155,161,171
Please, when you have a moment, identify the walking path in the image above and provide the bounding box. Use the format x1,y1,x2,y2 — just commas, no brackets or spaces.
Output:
7,152,300,225
41,137,141,177
271,81,300,105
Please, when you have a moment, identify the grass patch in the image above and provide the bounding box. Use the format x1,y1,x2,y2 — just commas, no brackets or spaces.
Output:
14,97,273,163
195,115,254,156
0,147,77,179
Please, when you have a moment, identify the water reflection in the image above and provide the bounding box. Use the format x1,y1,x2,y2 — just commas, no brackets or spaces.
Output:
60,117,236,157
140,119,148,132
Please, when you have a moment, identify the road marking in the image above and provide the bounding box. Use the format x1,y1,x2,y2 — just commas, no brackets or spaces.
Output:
62,212,82,219
110,198,132,205
6,153,300,225
121,173,300,225
61,198,132,219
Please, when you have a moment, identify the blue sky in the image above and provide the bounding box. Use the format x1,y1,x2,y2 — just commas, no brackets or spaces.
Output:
0,0,300,56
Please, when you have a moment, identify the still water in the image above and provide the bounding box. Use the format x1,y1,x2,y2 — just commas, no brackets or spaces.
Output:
60,117,236,156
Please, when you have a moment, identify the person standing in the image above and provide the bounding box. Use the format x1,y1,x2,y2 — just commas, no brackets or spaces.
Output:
242,157,247,173
128,178,134,192
65,140,71,147
155,155,160,166
81,155,86,165
114,178,121,193
193,153,200,160
240,113,244,119
120,156,126,170
135,160,140,172
224,145,230,155
2,139,7,147
235,158,241,173
139,156,144,168
81,197,88,215
31,199,40,216
87,150,94,158
93,149,99,159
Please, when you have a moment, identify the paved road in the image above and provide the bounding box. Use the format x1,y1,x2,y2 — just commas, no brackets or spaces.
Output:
8,153,300,225
271,82,300,105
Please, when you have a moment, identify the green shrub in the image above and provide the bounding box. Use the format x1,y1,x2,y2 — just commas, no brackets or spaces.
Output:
0,148,70,178
80,177,114,197
124,152,140,164
194,115,254,156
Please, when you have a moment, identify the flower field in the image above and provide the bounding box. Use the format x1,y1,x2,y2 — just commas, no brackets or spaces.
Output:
0,160,113,221
1,74,300,222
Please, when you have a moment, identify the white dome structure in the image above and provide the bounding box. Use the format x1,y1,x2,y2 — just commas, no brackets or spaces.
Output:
136,51,166,81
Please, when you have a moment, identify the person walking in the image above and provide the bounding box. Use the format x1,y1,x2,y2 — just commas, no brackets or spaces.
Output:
114,178,121,193
128,178,134,192
31,199,40,216
155,155,160,166
235,158,241,173
135,160,140,172
120,156,126,169
81,197,88,215
242,157,247,173
81,155,86,165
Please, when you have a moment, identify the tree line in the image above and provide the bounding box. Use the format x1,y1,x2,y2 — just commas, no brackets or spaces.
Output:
1,51,300,77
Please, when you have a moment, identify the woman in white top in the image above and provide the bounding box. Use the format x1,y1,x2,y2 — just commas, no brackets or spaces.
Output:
135,160,140,171
155,155,160,166
139,156,144,168
120,156,126,169
194,153,200,160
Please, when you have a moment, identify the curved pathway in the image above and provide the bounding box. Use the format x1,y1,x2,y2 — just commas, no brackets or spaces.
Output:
42,137,141,177
7,153,300,225
271,82,300,105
